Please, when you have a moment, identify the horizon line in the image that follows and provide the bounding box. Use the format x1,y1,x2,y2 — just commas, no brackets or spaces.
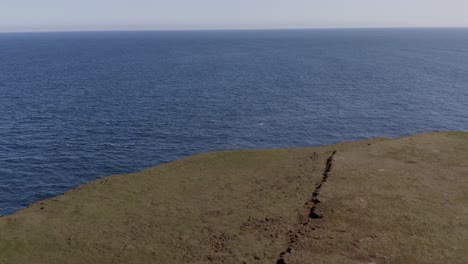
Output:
1,26,468,34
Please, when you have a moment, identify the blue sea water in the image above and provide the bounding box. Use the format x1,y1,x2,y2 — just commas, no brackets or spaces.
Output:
1,28,467,216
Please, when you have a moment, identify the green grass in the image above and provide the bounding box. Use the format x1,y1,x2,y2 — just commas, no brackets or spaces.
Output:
1,132,467,264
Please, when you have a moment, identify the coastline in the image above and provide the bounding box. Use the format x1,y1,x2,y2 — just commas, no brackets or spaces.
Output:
1,132,467,263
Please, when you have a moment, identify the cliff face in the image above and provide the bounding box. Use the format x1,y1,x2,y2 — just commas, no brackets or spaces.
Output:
1,132,467,264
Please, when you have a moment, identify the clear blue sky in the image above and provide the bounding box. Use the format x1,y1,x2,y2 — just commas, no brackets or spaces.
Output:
1,0,467,32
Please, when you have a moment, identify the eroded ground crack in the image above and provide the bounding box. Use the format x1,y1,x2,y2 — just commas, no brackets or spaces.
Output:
276,150,337,264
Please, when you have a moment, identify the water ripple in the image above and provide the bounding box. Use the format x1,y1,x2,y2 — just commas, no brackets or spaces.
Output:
1,29,468,215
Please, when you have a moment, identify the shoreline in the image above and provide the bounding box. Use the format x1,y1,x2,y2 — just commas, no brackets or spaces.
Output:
1,132,467,263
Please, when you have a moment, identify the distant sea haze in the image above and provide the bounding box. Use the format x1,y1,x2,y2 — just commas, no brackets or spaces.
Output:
1,28,467,215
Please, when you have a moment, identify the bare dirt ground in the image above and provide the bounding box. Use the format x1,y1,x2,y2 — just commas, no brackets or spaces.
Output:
1,132,467,264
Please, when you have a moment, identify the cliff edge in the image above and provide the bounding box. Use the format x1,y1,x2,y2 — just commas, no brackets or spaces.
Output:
1,132,467,264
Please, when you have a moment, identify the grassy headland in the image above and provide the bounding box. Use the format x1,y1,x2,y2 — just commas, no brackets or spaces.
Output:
1,132,467,263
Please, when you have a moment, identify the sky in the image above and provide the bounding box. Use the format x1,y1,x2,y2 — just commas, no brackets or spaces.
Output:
1,0,468,32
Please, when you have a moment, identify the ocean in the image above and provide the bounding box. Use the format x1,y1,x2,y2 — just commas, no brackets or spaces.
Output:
1,28,467,215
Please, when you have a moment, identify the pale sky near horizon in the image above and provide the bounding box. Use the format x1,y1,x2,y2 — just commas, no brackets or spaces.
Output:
1,0,468,32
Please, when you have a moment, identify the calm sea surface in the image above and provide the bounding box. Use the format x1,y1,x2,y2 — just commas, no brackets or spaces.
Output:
1,29,467,215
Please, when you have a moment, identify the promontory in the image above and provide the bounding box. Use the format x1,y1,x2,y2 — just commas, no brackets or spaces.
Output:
1,132,467,263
